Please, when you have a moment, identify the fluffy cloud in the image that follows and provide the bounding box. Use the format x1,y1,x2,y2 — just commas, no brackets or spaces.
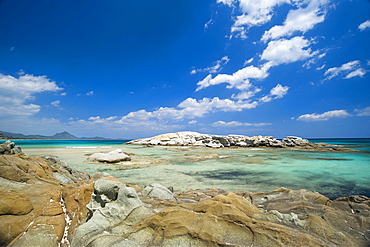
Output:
297,110,351,121
76,97,260,131
196,63,271,91
260,84,289,102
344,68,366,79
51,100,61,107
228,0,290,38
191,56,230,74
324,60,367,80
359,20,370,31
213,120,272,127
178,97,259,114
217,0,235,7
261,0,328,42
355,106,370,117
0,73,63,117
0,104,41,116
0,73,62,95
261,36,314,65
231,88,262,100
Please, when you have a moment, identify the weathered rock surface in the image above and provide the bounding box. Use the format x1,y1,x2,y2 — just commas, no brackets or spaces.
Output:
0,145,94,247
127,131,345,151
141,183,178,201
87,149,131,163
72,184,370,247
0,140,22,154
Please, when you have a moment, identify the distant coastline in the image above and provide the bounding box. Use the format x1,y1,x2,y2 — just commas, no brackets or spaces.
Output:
0,130,113,140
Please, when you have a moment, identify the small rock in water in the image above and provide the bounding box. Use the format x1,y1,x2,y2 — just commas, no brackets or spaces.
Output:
87,149,131,163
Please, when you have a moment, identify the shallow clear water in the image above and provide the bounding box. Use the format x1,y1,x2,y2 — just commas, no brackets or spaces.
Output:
16,139,370,199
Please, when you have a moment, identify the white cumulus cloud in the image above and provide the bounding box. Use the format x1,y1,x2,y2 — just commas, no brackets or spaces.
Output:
213,120,272,127
51,100,61,107
196,63,271,91
261,0,328,42
178,97,259,115
359,20,370,31
231,88,262,100
297,110,351,121
0,73,63,117
260,84,289,102
217,0,235,7
228,0,290,38
344,68,366,79
261,36,314,66
355,106,370,117
324,60,367,80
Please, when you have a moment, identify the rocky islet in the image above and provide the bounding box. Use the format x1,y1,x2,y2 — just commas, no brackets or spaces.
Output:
0,140,369,246
127,131,354,152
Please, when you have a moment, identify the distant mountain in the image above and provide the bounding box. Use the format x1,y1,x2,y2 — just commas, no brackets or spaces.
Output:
51,131,79,140
0,131,110,140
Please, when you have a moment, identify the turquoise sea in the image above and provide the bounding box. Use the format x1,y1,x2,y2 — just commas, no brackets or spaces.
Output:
14,138,370,200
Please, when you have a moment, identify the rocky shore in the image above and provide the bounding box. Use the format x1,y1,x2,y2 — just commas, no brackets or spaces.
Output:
127,131,356,152
1,141,370,246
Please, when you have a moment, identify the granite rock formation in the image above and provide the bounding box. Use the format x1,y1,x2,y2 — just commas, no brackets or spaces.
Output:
127,131,325,149
0,148,93,246
141,183,178,201
72,184,370,247
0,140,22,155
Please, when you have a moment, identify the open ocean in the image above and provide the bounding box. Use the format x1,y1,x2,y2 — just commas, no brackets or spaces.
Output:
14,138,370,200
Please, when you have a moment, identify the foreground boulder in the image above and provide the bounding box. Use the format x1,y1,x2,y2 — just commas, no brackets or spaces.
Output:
71,178,144,246
72,183,370,247
127,131,327,149
0,151,93,247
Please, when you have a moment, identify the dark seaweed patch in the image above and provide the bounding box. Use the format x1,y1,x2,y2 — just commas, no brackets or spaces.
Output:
316,157,352,161
191,170,270,180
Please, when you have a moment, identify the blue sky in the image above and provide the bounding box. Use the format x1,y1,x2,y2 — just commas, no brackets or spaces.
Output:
0,0,369,139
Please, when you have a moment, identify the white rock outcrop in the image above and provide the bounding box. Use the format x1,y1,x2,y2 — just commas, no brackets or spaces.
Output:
127,132,313,148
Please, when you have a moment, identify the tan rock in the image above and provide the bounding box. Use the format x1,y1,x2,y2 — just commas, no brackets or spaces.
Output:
0,189,33,215
0,215,34,246
0,153,94,247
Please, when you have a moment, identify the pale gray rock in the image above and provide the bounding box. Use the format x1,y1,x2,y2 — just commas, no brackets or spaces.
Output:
282,136,310,147
87,149,131,163
9,226,59,247
0,140,22,155
141,184,177,201
44,155,90,183
71,178,143,247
